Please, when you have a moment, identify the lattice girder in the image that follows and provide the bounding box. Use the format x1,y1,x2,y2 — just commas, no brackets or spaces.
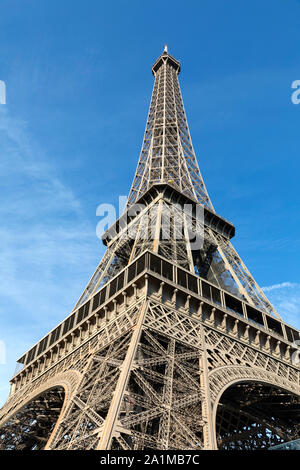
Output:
127,50,213,209
1,47,299,452
1,291,300,450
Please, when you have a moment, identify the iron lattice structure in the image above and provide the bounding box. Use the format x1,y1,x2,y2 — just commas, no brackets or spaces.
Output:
0,47,299,451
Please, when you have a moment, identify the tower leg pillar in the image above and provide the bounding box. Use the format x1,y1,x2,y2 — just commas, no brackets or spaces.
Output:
97,302,148,450
200,325,216,450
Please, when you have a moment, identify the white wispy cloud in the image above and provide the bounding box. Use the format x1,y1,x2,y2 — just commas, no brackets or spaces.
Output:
0,107,82,215
262,281,300,330
0,106,101,406
262,282,300,292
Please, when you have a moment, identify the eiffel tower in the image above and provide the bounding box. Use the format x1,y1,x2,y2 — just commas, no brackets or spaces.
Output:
0,46,299,451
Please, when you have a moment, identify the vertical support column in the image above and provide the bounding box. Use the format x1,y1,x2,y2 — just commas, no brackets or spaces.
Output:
160,60,167,181
128,219,142,264
199,324,216,450
183,215,195,272
152,198,163,253
97,301,148,450
45,357,95,450
158,338,175,449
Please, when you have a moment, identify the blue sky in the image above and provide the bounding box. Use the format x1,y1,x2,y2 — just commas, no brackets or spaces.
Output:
0,0,300,406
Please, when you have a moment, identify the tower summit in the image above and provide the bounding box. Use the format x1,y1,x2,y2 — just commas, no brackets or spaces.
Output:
152,45,181,75
128,46,210,209
0,48,299,451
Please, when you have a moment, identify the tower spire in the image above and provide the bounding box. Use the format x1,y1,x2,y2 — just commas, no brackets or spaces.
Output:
127,48,212,209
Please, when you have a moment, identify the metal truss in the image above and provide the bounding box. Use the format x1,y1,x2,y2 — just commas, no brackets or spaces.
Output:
166,202,281,318
74,230,134,309
211,231,281,318
45,300,207,450
0,387,65,450
1,297,299,450
216,383,300,449
74,189,280,319
127,48,213,209
0,47,299,451
73,47,280,319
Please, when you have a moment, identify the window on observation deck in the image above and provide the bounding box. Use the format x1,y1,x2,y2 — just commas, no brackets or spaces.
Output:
49,325,61,347
77,300,90,325
202,281,211,300
162,260,173,281
109,278,118,297
26,345,37,365
63,312,76,336
201,281,221,305
177,268,187,288
266,316,283,337
224,293,243,316
187,273,198,293
150,254,161,275
246,305,264,327
37,336,49,355
137,254,146,275
92,286,107,311
128,262,137,282
285,326,300,343
211,286,221,305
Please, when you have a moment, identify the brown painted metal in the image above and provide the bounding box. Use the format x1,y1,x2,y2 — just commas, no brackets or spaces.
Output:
0,48,299,450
